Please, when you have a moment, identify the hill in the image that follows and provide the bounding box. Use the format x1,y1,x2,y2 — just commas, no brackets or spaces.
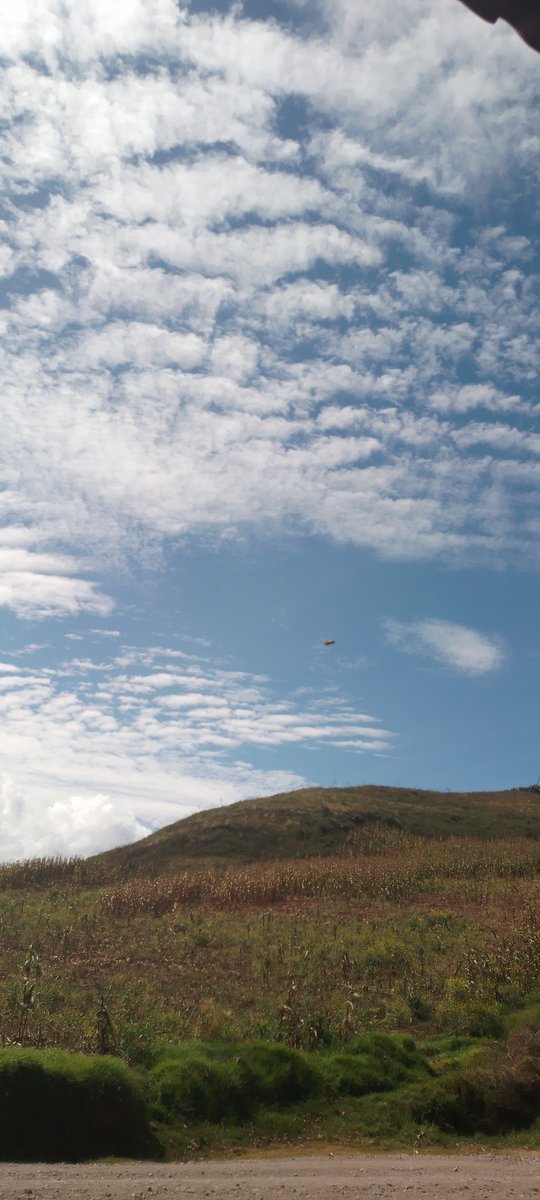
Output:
0,784,539,1157
90,783,540,875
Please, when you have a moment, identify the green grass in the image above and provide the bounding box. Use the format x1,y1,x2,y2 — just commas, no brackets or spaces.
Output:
0,1048,157,1161
144,1033,436,1156
148,1041,325,1125
144,1026,540,1158
0,1025,538,1161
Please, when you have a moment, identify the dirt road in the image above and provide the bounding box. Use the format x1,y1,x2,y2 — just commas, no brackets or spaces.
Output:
0,1153,538,1200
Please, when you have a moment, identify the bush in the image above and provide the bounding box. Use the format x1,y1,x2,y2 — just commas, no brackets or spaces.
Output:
439,978,505,1039
0,1049,156,1161
149,1041,325,1125
410,1024,540,1135
324,1052,394,1095
238,1042,325,1106
148,1034,431,1130
324,1033,430,1096
149,1050,249,1124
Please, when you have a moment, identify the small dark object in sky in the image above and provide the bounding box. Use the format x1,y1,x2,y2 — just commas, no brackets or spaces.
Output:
457,1,540,54
324,639,336,646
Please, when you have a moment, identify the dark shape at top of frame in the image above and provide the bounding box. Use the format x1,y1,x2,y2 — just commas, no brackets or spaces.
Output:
458,0,540,54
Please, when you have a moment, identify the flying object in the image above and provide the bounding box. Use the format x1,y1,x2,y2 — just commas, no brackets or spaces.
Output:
457,1,540,54
324,639,336,646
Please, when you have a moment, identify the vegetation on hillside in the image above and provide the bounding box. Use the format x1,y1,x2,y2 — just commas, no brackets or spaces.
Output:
0,827,538,1055
0,794,538,1158
86,784,540,873
1,1025,539,1160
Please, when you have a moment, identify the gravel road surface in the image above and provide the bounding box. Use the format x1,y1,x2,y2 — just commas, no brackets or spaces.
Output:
0,1153,538,1200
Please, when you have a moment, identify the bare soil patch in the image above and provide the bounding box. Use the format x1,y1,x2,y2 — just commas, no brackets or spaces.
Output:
0,1153,539,1200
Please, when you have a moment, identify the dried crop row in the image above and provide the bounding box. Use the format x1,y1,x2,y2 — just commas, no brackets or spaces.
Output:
0,857,107,891
100,836,540,918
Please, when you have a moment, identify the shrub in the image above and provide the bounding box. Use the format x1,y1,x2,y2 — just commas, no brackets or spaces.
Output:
478,1023,540,1131
149,1050,249,1124
0,1049,156,1161
324,1052,395,1095
348,1032,422,1067
148,1041,325,1125
406,990,433,1023
238,1042,325,1106
440,978,505,1039
410,1024,540,1134
324,1033,430,1096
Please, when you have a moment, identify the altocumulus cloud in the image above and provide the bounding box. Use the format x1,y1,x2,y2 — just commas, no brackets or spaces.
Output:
0,0,539,620
383,618,506,675
0,0,537,855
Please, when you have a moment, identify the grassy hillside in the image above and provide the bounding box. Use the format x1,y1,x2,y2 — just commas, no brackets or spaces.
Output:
1,829,538,1055
0,818,538,1156
0,785,538,1158
90,784,540,875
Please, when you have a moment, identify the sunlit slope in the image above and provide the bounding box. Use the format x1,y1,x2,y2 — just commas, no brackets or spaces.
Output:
90,784,540,874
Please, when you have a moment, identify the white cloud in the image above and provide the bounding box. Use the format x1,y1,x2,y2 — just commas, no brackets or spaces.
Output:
0,544,113,619
428,384,527,415
451,423,540,456
0,0,186,65
0,0,538,622
0,773,149,862
383,617,505,675
0,0,536,851
0,645,394,858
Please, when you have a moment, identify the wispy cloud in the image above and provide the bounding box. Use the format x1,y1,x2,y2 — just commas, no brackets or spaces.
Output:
383,617,506,676
0,644,394,859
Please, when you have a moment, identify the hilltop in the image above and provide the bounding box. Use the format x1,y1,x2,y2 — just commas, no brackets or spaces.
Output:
90,783,540,875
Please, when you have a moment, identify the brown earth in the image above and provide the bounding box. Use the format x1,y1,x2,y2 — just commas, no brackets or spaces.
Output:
1,1153,539,1200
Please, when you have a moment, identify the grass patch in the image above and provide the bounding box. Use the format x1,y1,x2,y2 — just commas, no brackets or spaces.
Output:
149,1051,249,1124
1,1027,539,1161
147,1026,540,1157
0,1048,157,1161
322,1033,432,1095
148,1034,428,1124
410,1023,540,1135
148,1041,325,1125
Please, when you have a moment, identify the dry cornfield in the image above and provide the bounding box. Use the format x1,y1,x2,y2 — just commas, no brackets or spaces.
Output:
0,828,538,1056
99,833,540,916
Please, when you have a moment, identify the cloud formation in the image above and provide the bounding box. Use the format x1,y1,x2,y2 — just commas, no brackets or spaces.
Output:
383,617,505,675
0,644,393,859
0,0,539,617
0,773,148,862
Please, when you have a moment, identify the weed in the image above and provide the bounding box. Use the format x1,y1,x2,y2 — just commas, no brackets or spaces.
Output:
96,996,116,1055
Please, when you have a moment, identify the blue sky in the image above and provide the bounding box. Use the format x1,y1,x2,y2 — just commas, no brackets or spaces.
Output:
0,0,539,859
